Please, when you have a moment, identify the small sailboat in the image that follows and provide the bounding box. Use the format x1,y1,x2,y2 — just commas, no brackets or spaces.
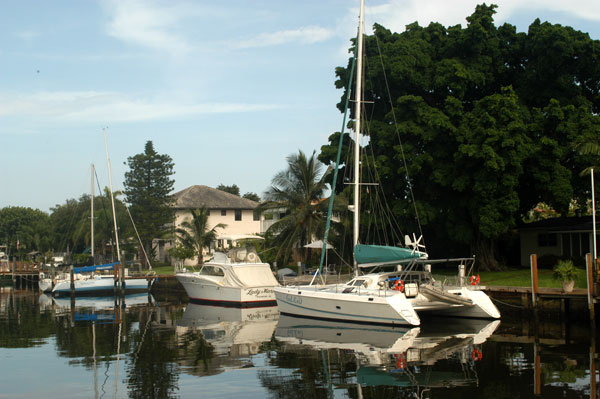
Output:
273,0,500,326
51,133,153,296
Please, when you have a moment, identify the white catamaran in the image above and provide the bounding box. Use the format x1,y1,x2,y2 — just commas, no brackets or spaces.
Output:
274,0,500,326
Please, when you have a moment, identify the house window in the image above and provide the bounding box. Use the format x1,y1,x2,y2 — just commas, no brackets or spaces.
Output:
562,234,571,257
221,209,226,216
538,233,557,247
561,232,591,257
253,210,260,221
207,209,210,216
235,209,242,221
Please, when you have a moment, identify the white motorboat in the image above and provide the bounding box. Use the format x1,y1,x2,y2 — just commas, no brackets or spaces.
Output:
273,0,500,326
175,246,279,308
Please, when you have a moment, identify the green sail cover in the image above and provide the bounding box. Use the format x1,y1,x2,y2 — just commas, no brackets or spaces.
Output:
354,244,423,265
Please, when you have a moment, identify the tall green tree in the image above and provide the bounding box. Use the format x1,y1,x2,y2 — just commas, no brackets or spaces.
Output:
242,192,261,202
124,141,175,267
320,4,600,269
175,207,226,266
259,150,332,266
0,206,51,256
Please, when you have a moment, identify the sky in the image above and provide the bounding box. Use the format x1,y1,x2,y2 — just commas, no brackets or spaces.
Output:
1,0,600,212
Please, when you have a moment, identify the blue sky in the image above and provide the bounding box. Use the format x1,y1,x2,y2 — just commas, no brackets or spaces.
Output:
2,0,599,212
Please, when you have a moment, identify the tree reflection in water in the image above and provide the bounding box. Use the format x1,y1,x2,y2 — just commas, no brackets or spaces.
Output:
0,290,597,398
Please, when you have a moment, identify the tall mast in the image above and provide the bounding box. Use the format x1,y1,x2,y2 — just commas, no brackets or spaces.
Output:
592,168,597,262
103,128,121,263
91,163,95,260
353,0,365,276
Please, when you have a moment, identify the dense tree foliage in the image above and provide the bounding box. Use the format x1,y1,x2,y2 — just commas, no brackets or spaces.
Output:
0,206,51,257
320,4,600,269
216,184,240,196
242,192,261,202
49,191,134,262
124,141,175,267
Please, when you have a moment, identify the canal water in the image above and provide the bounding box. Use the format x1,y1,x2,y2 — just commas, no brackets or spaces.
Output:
0,285,597,398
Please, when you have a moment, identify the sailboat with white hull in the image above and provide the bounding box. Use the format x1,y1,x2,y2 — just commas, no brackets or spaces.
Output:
274,0,500,326
51,135,153,296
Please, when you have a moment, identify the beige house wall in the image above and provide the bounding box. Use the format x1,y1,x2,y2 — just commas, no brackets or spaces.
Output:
165,208,261,266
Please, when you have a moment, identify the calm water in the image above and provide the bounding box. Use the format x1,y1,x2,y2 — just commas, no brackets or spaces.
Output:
0,285,597,398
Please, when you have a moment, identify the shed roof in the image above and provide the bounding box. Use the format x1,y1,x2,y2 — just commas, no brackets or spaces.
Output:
518,216,595,232
172,185,259,210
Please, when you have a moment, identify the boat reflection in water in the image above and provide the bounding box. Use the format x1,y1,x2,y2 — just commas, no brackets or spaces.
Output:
275,315,500,392
49,292,154,311
175,303,279,376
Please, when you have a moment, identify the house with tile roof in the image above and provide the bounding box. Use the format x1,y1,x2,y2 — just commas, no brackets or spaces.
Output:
156,185,262,265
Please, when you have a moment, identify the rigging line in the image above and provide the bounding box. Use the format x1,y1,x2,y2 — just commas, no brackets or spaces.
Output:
363,61,410,247
360,66,407,248
95,169,116,262
366,139,405,246
319,32,357,271
373,33,425,245
124,205,152,270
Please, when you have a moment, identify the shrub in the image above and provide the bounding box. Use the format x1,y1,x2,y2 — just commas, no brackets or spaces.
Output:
552,260,578,282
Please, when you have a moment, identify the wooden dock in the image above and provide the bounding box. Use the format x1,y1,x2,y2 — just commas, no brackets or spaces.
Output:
0,261,40,288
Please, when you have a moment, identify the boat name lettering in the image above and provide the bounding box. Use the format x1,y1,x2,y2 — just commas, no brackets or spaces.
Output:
246,288,274,297
285,294,302,305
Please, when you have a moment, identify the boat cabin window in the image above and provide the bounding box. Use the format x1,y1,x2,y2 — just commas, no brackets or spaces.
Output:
199,265,225,277
348,279,368,288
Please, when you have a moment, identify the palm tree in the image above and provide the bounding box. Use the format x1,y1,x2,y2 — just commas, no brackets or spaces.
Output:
259,150,333,266
578,141,600,176
175,207,226,266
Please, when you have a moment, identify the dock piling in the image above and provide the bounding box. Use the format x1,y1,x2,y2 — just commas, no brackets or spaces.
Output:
530,254,539,309
586,253,596,323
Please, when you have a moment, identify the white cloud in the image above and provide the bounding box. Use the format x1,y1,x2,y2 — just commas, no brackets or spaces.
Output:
104,0,194,56
361,0,600,34
0,91,283,124
233,26,334,49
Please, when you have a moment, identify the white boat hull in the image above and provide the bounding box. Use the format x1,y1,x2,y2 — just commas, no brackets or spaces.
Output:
275,284,500,327
38,278,53,292
274,285,421,326
52,276,151,296
176,274,277,308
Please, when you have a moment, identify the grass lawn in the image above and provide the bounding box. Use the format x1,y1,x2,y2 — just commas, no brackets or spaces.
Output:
436,268,589,289
151,265,175,275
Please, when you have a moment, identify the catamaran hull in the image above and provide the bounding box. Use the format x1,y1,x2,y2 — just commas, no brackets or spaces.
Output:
274,285,500,326
176,275,276,308
52,277,151,296
274,286,421,326
415,288,501,319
